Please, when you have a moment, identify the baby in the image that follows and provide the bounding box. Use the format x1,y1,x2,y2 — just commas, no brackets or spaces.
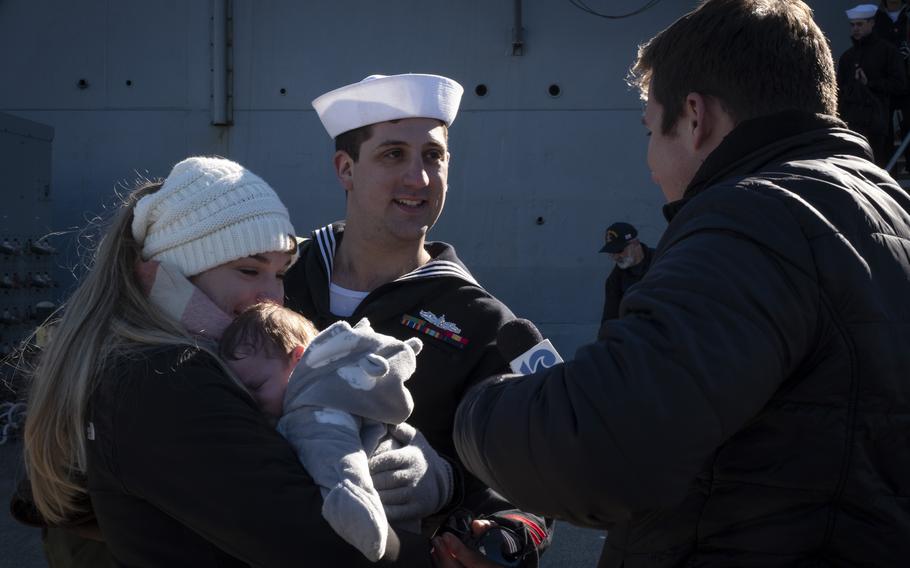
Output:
219,303,425,562
219,302,318,418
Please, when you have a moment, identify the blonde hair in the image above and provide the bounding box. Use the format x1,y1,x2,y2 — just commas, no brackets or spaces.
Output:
220,302,318,362
24,181,199,524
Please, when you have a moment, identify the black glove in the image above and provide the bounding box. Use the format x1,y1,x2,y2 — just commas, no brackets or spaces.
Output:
437,509,540,568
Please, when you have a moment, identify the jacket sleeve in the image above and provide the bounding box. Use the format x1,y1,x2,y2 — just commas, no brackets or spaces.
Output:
454,225,818,528
104,352,430,567
441,292,553,556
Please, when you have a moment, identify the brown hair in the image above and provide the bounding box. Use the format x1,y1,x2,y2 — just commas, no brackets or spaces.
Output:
335,124,375,162
334,120,449,162
220,302,317,361
630,0,837,134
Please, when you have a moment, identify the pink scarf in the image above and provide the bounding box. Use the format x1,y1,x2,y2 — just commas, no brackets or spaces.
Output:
135,260,233,341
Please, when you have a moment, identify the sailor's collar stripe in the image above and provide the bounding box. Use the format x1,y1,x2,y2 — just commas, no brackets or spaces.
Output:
314,224,336,283
312,225,477,286
397,260,478,286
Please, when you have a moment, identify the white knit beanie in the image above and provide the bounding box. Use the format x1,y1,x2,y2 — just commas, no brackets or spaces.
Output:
131,156,297,277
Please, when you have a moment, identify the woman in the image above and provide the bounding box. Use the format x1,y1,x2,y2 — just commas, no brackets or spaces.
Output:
21,156,434,567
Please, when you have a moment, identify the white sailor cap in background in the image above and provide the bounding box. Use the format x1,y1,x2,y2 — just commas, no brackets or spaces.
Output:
845,4,878,20
312,73,464,138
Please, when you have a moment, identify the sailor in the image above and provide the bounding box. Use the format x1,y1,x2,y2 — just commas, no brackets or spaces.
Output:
284,73,551,567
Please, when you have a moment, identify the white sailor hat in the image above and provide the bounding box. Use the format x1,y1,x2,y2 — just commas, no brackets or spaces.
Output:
312,73,464,138
845,4,877,20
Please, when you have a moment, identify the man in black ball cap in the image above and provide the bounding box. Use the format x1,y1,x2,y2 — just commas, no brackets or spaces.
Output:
597,221,653,340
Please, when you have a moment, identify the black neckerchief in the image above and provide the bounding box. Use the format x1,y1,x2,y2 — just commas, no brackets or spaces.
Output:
309,221,478,287
851,32,881,49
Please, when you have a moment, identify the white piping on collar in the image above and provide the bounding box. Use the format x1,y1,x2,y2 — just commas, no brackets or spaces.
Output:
397,259,478,285
313,224,336,282
311,223,478,287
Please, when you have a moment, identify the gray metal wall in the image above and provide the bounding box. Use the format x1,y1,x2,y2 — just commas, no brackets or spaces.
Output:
0,0,851,354
0,113,56,357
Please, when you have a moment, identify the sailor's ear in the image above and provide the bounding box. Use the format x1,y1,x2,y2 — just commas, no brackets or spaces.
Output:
334,150,355,192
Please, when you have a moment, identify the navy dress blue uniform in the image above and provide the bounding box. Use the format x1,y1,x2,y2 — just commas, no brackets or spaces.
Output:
284,222,551,553
837,31,907,165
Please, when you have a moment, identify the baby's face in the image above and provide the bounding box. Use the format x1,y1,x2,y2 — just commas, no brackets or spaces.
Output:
228,352,297,418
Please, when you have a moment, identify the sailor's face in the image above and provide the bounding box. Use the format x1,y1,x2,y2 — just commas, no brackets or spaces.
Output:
850,19,874,41
341,118,449,246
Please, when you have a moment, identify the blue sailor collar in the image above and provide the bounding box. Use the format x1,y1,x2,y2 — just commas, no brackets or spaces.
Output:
311,223,479,287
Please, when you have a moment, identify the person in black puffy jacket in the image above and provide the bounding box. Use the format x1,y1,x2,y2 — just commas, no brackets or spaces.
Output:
455,1,910,566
